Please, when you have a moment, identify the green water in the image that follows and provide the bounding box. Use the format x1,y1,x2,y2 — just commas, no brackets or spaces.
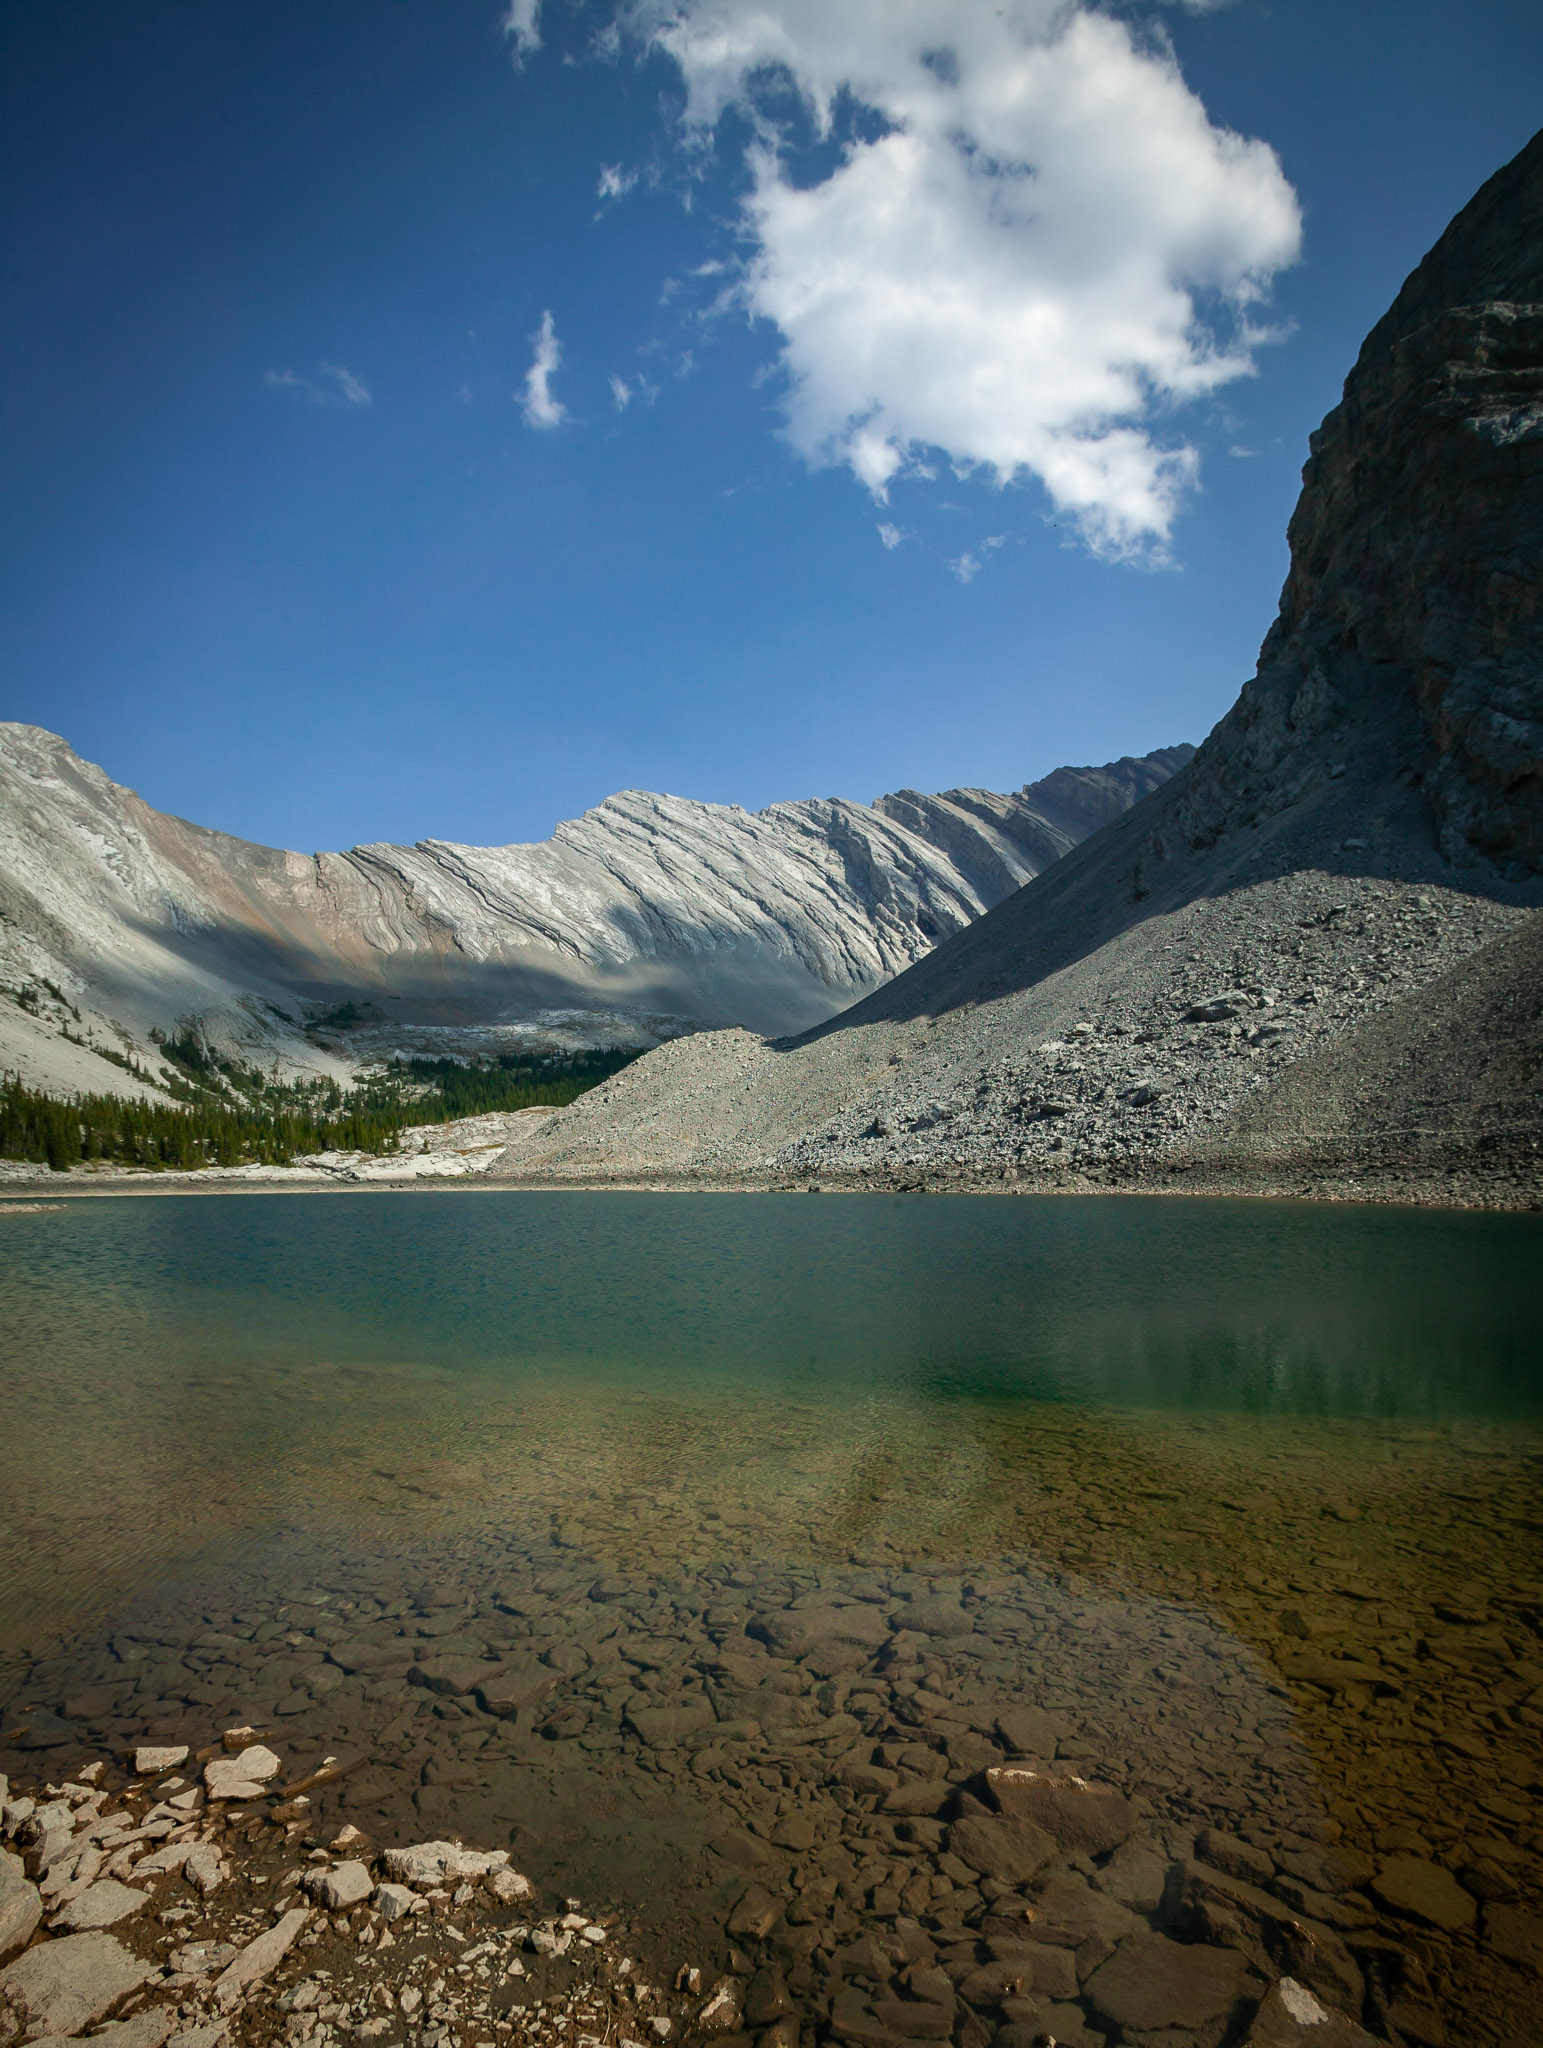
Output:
1,1191,1540,2042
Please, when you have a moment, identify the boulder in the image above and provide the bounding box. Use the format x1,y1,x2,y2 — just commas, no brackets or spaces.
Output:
475,1661,560,1719
755,1606,891,1657
409,1657,493,1699
373,1885,421,1924
302,1862,372,1911
896,1598,973,1639
984,1768,1135,1854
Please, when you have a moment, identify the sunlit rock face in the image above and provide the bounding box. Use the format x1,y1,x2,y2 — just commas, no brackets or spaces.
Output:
0,721,1190,1090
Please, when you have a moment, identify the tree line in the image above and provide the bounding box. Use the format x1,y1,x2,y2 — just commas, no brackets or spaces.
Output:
0,1047,640,1173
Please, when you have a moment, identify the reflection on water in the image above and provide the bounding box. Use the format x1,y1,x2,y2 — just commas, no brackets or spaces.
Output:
1,1191,1540,2044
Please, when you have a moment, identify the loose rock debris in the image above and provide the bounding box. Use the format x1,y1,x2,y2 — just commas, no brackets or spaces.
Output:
0,1714,1440,2048
1,1735,683,2048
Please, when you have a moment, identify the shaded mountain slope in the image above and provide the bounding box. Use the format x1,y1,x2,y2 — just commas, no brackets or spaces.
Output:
499,129,1543,1204
0,723,1187,1095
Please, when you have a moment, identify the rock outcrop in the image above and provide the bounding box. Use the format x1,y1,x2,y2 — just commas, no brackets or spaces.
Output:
0,732,1188,1095
498,129,1543,1203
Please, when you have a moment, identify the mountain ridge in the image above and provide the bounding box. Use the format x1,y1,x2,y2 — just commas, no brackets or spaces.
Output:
0,722,1189,1097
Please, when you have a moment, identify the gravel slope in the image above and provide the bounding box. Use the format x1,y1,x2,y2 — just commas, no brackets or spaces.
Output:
493,131,1543,1209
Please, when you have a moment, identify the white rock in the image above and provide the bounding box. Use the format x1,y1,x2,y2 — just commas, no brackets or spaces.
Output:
486,1868,534,1905
167,2023,230,2048
0,1930,150,2039
134,1747,189,1775
1280,1977,1333,2024
380,1841,510,1888
30,2008,173,2048
50,1879,149,1931
0,1850,42,1965
170,1942,239,1976
303,1861,372,1910
212,1906,309,2008
203,1747,281,1801
373,1884,421,1924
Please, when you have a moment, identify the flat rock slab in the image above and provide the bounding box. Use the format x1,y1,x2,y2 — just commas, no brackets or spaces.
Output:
993,1707,1060,1758
1097,1840,1171,1913
204,1747,280,1801
881,1781,952,1818
1243,1976,1377,2047
1482,1901,1543,1971
1369,1856,1476,1932
133,1748,188,1775
212,1908,309,2008
30,2008,174,2048
947,1815,1056,1887
409,1656,494,1698
380,1843,509,1887
0,1931,150,2040
0,1854,42,1967
985,1767,1136,1854
627,1705,714,1748
50,1883,149,1932
1085,1932,1246,2032
756,1607,891,1655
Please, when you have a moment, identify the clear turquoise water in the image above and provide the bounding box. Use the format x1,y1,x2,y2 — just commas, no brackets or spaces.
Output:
1,1190,1539,2039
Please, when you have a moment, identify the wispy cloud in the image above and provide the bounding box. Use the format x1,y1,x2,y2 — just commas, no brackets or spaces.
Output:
610,375,633,410
503,0,541,62
877,522,906,550
521,310,567,429
597,163,637,204
950,552,981,585
264,362,372,409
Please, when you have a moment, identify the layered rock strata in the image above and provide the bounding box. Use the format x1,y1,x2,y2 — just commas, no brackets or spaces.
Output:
0,728,1188,1096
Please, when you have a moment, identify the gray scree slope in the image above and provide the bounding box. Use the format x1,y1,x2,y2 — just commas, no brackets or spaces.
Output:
0,724,1188,1095
501,128,1543,1203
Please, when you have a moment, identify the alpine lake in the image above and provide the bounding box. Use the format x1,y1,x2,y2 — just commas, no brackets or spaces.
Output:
1,1190,1540,2048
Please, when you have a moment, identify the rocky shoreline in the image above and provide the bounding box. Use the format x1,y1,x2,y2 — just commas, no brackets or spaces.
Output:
1,1719,1412,2048
1,1730,692,2048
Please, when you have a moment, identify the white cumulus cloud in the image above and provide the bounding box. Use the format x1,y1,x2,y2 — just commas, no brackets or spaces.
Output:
624,0,1301,556
264,362,372,409
521,310,567,429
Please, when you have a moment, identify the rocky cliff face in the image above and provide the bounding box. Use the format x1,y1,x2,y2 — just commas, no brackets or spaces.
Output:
0,724,1188,1093
502,131,1543,1203
1166,130,1543,879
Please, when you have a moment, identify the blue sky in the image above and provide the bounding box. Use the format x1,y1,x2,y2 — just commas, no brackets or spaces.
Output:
2,0,1540,854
